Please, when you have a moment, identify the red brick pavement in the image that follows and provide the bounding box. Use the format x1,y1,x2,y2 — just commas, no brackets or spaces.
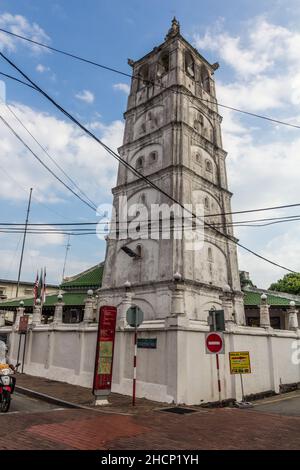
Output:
0,406,299,450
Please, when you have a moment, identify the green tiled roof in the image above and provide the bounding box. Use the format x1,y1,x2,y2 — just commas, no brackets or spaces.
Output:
244,291,300,306
60,263,104,289
0,292,87,308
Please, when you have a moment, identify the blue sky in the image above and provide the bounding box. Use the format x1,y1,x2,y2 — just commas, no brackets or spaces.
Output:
0,0,300,288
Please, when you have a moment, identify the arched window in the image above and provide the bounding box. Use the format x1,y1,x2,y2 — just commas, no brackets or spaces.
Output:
205,160,213,173
200,65,210,93
157,51,169,78
149,151,158,163
208,247,213,262
136,244,142,258
185,51,195,78
138,64,149,90
204,197,209,210
136,156,144,169
195,153,201,164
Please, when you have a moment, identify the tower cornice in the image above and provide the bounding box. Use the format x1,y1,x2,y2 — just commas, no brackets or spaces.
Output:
128,33,219,75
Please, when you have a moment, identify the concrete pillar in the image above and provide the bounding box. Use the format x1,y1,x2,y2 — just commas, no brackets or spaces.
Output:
287,301,299,331
260,294,271,328
166,273,189,328
32,300,42,326
14,303,25,330
118,281,133,329
171,285,185,316
53,294,64,324
220,285,235,330
83,290,95,323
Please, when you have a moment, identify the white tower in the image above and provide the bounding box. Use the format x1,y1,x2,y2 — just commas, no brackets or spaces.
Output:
99,19,245,404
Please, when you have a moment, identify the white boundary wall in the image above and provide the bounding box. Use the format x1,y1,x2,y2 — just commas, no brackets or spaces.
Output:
2,322,300,405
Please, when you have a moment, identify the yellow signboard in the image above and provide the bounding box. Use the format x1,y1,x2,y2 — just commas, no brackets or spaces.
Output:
229,351,251,374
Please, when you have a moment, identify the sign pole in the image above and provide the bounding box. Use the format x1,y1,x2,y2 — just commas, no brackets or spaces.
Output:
132,326,137,406
21,332,27,374
240,373,245,402
16,334,22,365
216,354,221,402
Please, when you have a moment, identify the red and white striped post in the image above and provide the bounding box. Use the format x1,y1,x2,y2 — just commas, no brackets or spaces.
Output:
216,353,221,402
132,326,138,406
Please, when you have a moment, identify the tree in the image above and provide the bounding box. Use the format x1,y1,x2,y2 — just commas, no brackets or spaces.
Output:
269,273,300,295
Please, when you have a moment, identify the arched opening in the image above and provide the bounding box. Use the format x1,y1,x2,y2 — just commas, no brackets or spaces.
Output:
136,244,142,258
136,156,144,169
138,64,149,90
185,51,195,78
205,160,213,173
195,153,201,164
149,151,158,163
200,65,210,93
157,51,169,78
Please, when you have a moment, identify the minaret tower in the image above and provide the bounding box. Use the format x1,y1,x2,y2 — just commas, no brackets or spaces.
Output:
99,19,245,404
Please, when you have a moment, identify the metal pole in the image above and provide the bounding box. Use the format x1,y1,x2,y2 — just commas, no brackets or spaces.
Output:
16,188,33,299
16,334,22,365
61,234,71,282
21,332,28,374
216,354,221,402
132,326,137,406
240,373,245,402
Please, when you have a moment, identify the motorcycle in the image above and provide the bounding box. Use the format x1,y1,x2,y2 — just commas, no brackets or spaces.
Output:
0,363,20,413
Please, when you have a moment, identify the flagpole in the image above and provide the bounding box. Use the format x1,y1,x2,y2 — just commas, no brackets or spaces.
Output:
16,188,33,299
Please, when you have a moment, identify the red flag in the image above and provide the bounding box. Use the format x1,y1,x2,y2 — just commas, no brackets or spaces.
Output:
33,271,39,305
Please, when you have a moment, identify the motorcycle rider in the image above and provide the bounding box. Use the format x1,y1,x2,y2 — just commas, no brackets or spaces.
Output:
0,341,16,393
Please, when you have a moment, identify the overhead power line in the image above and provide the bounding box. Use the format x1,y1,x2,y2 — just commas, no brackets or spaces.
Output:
0,27,300,130
0,113,97,212
2,212,300,227
0,52,296,273
0,98,98,210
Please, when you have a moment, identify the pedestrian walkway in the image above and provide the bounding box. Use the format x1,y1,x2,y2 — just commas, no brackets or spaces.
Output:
15,373,166,415
3,374,300,450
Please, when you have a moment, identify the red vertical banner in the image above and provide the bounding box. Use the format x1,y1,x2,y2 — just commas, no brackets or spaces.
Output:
93,306,117,395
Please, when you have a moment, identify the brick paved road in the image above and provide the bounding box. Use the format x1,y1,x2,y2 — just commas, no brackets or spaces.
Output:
0,393,299,450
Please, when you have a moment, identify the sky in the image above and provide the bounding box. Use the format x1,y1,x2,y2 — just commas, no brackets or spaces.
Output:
0,0,300,288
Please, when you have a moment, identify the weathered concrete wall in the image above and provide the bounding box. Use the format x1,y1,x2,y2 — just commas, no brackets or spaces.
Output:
3,322,299,405
6,324,98,388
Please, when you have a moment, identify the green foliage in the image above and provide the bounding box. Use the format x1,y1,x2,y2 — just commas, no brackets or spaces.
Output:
269,273,300,295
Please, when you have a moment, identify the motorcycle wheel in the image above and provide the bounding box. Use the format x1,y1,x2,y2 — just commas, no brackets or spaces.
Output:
0,392,11,413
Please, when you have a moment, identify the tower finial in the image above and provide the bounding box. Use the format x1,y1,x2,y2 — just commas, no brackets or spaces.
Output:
165,17,180,40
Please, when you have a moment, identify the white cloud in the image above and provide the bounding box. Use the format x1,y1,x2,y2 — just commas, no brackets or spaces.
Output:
36,64,50,73
75,89,95,104
0,101,123,205
113,83,130,94
0,13,50,53
193,17,300,287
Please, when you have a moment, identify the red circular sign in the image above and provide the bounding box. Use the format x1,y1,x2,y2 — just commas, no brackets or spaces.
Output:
206,333,223,353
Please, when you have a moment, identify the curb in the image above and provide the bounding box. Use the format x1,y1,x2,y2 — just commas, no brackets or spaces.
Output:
15,386,133,416
15,386,88,410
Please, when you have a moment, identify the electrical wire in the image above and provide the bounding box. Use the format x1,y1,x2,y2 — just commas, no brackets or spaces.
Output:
0,113,97,212
0,51,296,273
0,27,300,130
0,98,98,210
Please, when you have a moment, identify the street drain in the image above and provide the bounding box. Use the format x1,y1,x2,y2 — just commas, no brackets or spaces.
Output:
159,407,197,415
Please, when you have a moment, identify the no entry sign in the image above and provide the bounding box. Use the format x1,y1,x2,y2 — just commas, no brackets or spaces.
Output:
205,332,225,354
